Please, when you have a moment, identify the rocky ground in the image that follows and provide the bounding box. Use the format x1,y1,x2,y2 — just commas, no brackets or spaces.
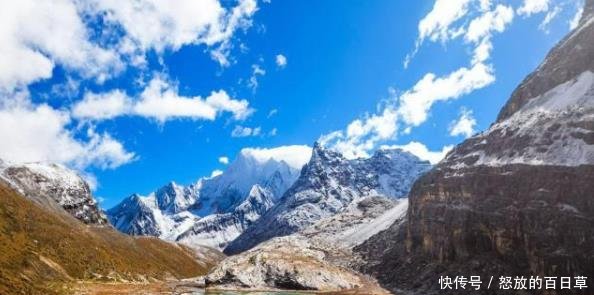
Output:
205,196,406,294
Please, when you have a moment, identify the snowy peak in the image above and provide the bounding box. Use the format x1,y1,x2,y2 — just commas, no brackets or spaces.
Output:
443,4,594,169
107,193,162,236
224,145,431,254
108,148,306,250
154,181,198,213
497,0,594,122
1,162,108,225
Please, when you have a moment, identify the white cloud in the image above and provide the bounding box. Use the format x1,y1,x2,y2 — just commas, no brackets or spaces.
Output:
539,6,561,33
517,0,550,16
382,141,453,165
321,61,494,159
210,169,223,178
269,128,278,136
418,0,473,43
465,5,514,44
247,64,266,92
0,0,259,92
449,108,477,138
275,54,287,68
73,90,132,120
400,3,512,127
267,109,278,118
218,156,229,165
240,145,312,169
0,0,123,91
231,125,261,137
322,2,514,158
569,7,584,30
0,99,134,169
87,0,258,65
73,76,253,123
398,63,494,126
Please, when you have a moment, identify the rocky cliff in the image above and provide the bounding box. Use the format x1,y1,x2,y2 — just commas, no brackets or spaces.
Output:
356,2,594,294
0,162,108,225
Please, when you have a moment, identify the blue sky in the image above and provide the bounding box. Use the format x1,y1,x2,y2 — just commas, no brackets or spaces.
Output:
0,0,584,208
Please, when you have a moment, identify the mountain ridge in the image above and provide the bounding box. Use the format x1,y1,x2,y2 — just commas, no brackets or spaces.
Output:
108,148,303,250
224,143,431,254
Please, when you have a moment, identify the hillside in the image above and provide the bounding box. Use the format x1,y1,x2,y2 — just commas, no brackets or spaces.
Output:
0,181,222,294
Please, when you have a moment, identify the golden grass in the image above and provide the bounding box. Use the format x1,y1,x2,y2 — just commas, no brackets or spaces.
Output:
0,183,218,294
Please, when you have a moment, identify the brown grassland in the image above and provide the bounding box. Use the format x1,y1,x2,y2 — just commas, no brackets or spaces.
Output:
0,182,220,294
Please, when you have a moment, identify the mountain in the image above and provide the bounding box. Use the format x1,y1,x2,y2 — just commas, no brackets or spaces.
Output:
108,148,304,249
355,2,594,294
0,162,108,225
0,163,222,295
224,143,431,254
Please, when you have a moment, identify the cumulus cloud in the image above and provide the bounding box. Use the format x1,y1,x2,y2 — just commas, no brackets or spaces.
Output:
382,141,453,165
517,0,550,16
240,145,312,169
275,54,287,68
449,108,477,138
136,77,252,122
73,76,253,123
0,0,123,91
0,99,134,169
218,156,229,164
465,5,514,44
86,0,258,65
0,0,259,92
72,90,132,120
231,125,261,137
418,0,472,43
398,63,494,126
322,2,514,158
319,106,399,159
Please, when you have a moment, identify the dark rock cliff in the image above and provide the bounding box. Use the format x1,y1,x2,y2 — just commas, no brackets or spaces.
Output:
356,1,594,294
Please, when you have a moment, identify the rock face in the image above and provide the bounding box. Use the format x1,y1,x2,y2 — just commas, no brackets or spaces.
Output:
205,196,404,293
356,2,594,294
206,236,363,291
107,150,303,250
225,144,431,254
205,235,387,293
0,162,108,225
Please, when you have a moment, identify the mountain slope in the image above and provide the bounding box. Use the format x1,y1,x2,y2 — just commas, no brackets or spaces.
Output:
108,149,304,250
1,162,108,225
0,178,222,295
225,144,431,254
356,2,594,294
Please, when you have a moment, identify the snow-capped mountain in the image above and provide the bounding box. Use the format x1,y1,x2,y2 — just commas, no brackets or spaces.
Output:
0,161,108,225
108,147,305,249
224,143,431,254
